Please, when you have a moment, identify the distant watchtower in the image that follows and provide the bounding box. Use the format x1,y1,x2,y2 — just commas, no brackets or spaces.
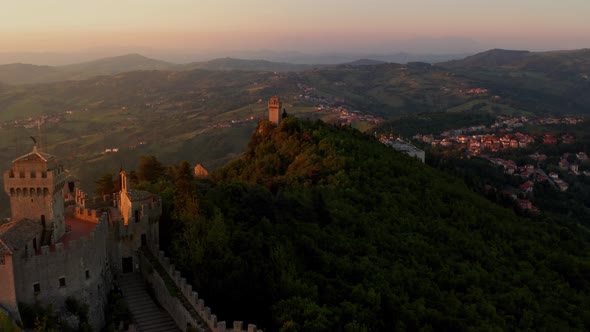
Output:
268,96,282,125
3,145,66,242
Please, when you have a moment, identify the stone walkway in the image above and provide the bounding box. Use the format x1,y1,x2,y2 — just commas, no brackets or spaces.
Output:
118,273,180,332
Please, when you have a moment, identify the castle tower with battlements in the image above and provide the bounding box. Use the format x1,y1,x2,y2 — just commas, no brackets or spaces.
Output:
3,146,66,243
0,147,162,329
268,96,282,125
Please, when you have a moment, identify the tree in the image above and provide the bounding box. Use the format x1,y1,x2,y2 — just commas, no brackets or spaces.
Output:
137,155,165,183
94,173,116,196
173,161,198,219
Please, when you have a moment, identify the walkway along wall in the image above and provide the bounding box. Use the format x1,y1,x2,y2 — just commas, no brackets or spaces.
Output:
139,247,262,332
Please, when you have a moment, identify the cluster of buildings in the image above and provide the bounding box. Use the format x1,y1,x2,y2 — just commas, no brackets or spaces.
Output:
416,132,536,155
294,83,383,126
542,133,576,145
380,136,425,163
476,148,590,213
102,148,120,154
413,115,584,157
465,88,489,95
0,145,162,329
1,113,63,130
318,106,383,126
558,152,590,176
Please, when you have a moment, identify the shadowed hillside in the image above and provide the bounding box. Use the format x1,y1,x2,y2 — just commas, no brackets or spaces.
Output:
138,118,590,331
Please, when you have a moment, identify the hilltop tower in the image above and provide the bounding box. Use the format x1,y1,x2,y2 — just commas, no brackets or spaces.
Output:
3,145,66,242
268,96,282,125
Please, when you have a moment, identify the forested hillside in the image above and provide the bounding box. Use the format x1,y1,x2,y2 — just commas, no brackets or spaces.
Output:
131,118,590,331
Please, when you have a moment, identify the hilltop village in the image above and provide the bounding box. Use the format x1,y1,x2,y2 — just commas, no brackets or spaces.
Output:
411,115,588,213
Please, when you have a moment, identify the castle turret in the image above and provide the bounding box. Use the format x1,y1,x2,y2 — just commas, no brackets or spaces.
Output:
3,146,66,242
268,96,282,125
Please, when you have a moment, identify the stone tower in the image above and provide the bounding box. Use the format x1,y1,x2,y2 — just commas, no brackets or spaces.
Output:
3,146,66,242
268,96,282,125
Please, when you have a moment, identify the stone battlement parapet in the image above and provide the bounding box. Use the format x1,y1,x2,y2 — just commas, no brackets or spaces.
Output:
17,212,108,263
141,247,263,332
74,206,101,223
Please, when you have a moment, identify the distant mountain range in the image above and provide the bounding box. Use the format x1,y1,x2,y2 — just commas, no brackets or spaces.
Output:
0,54,317,84
0,52,472,85
0,54,173,85
441,48,590,71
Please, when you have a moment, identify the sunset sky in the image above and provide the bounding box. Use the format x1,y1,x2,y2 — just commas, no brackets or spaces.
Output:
2,0,589,55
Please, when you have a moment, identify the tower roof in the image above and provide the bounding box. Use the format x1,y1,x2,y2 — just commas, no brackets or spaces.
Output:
12,146,56,164
125,189,154,202
0,219,42,253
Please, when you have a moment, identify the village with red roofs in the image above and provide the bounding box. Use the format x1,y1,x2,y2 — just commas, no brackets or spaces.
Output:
412,115,588,214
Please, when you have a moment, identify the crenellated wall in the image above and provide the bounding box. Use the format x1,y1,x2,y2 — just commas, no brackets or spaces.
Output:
109,207,160,275
140,248,263,332
73,187,88,207
3,156,66,240
73,206,101,223
12,212,111,329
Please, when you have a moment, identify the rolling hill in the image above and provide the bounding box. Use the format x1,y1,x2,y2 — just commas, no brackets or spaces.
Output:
0,63,63,85
58,53,174,76
178,57,316,72
0,55,324,85
438,49,590,114
0,47,589,206
0,54,174,84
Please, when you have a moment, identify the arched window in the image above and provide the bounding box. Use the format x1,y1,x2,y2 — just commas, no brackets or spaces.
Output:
37,188,42,196
43,188,49,196
16,188,22,197
23,188,28,197
10,188,15,196
30,188,35,197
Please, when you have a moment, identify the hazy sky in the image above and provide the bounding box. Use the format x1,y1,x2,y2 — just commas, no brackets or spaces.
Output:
1,0,589,54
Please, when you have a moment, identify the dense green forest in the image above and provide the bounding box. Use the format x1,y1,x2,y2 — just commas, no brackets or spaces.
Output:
123,118,590,331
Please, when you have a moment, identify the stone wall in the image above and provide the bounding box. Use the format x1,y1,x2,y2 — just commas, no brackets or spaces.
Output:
140,248,262,332
13,212,111,330
108,202,160,275
0,254,20,322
